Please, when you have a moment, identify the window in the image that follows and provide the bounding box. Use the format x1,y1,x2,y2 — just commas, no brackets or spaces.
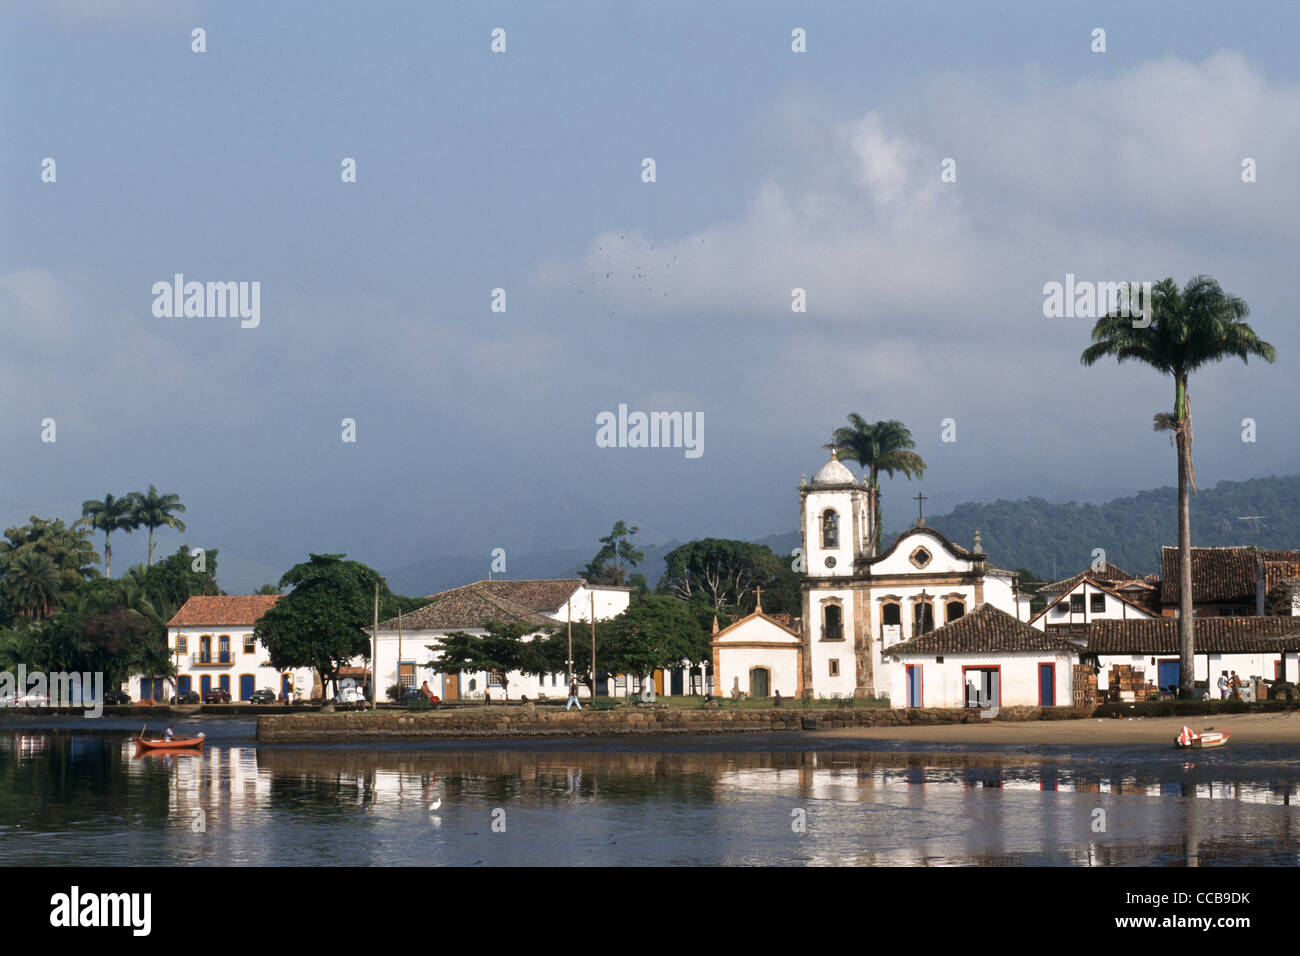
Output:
243,634,256,653
487,671,505,687
176,634,188,655
1070,594,1085,613
829,659,840,677
821,510,839,549
909,547,933,570
881,603,902,626
912,599,935,637
822,603,844,641
1090,594,1106,613
399,663,415,688
199,635,212,663
468,679,477,692
945,600,965,623
218,635,231,663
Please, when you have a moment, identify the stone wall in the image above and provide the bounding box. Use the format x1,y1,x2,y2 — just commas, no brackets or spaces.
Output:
256,704,1093,742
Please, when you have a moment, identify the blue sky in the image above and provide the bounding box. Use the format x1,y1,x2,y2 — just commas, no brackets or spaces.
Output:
3,0,1298,592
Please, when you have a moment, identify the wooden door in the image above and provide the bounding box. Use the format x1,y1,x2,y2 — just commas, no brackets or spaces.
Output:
444,672,459,700
750,667,769,697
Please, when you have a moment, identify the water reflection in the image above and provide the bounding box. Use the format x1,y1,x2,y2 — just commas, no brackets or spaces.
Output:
5,731,1300,865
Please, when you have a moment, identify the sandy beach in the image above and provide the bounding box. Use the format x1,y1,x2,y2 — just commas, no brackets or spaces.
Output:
813,710,1300,746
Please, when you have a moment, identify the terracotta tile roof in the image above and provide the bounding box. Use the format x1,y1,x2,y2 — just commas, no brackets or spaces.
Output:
1087,617,1300,654
886,604,1078,655
168,595,280,628
767,613,802,633
379,582,557,630
1039,562,1137,595
1160,547,1300,606
473,579,589,613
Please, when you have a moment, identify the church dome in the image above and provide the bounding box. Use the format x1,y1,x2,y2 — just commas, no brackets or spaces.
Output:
811,452,856,486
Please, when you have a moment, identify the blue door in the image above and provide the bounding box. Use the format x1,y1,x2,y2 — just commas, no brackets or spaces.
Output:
906,665,922,707
281,674,293,697
200,675,211,696
1039,663,1055,706
239,675,255,701
1158,660,1180,693
178,675,191,694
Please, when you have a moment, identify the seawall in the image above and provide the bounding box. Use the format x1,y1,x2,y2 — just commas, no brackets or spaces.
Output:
256,705,1093,741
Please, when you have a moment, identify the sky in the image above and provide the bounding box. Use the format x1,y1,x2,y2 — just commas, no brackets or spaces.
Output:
2,0,1298,593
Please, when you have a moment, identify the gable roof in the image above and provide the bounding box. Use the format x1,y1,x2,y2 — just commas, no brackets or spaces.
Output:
1087,616,1300,655
886,603,1078,655
168,595,280,628
1038,562,1137,596
1160,547,1258,605
379,581,557,630
1028,577,1157,625
713,610,801,642
866,525,978,566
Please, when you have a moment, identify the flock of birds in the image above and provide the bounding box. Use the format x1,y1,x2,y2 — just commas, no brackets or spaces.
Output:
567,231,703,317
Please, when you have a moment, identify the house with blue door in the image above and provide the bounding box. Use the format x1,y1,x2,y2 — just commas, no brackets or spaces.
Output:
129,595,313,702
1086,617,1300,698
884,603,1080,709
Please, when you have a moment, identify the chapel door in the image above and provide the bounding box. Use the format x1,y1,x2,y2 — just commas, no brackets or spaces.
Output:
751,667,769,698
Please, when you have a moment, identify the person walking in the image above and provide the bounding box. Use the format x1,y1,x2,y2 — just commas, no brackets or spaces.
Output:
566,679,583,711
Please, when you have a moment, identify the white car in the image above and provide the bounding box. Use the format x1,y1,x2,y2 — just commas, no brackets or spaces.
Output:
333,686,369,710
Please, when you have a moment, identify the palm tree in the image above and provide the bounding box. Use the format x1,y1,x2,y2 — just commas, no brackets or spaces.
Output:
4,551,62,620
1082,275,1276,698
827,415,927,553
78,494,136,578
130,485,187,566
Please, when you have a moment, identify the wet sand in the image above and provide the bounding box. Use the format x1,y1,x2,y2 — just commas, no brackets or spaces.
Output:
813,711,1300,746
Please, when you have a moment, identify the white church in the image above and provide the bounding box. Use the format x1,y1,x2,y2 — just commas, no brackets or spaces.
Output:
714,450,1076,709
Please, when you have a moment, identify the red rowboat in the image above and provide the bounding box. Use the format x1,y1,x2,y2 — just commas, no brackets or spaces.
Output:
133,734,205,751
1175,725,1230,749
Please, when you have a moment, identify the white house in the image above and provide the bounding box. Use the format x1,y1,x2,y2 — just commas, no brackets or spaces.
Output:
1028,577,1158,635
884,603,1078,709
1086,617,1300,697
368,579,633,701
131,595,314,702
712,595,803,699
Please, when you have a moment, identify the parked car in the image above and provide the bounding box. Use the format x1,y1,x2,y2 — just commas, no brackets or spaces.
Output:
248,688,277,705
170,690,201,705
102,690,131,705
202,688,231,704
15,694,50,707
334,686,369,710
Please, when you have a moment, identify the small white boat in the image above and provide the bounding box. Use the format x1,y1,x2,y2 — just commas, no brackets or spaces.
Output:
1175,725,1231,749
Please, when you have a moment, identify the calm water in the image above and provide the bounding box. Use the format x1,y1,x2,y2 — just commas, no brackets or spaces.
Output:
4,718,1300,865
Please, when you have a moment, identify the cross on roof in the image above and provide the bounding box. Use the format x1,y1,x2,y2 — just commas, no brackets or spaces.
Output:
754,586,763,612
914,491,928,524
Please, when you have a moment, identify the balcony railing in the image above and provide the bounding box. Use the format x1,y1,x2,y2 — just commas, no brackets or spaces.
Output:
190,652,234,666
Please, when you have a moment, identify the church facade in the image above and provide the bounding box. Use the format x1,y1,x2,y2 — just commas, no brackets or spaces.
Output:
794,451,1025,700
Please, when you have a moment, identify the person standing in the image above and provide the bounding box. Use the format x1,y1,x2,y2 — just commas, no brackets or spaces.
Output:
566,679,582,711
1218,671,1229,699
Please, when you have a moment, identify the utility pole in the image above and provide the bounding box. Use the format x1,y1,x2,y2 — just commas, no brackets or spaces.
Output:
566,596,573,687
372,581,379,706
397,607,404,693
590,591,596,703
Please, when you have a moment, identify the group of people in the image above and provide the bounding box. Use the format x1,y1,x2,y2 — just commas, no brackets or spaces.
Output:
1217,670,1245,699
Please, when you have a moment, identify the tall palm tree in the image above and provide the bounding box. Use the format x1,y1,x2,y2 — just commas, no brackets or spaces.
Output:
4,551,62,620
130,485,187,566
77,494,136,578
1082,275,1276,697
826,415,927,553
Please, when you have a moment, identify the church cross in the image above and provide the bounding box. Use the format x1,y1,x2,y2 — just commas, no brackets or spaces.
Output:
754,586,763,613
914,491,928,524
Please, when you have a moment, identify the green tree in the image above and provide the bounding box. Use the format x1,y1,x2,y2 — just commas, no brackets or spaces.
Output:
254,554,386,700
658,538,789,611
129,485,187,566
827,416,927,553
602,594,712,682
4,552,61,621
77,494,136,578
582,520,645,587
0,517,100,622
425,620,537,700
1082,275,1276,697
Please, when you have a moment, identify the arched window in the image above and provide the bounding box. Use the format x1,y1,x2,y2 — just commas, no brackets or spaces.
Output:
912,598,935,637
822,602,844,641
821,509,839,549
943,596,966,623
881,603,902,626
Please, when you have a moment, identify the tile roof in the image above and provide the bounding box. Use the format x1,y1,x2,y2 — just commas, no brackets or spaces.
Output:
1039,562,1137,595
1087,617,1300,654
168,595,281,628
379,581,558,630
886,603,1078,655
473,578,589,613
1160,547,1300,606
